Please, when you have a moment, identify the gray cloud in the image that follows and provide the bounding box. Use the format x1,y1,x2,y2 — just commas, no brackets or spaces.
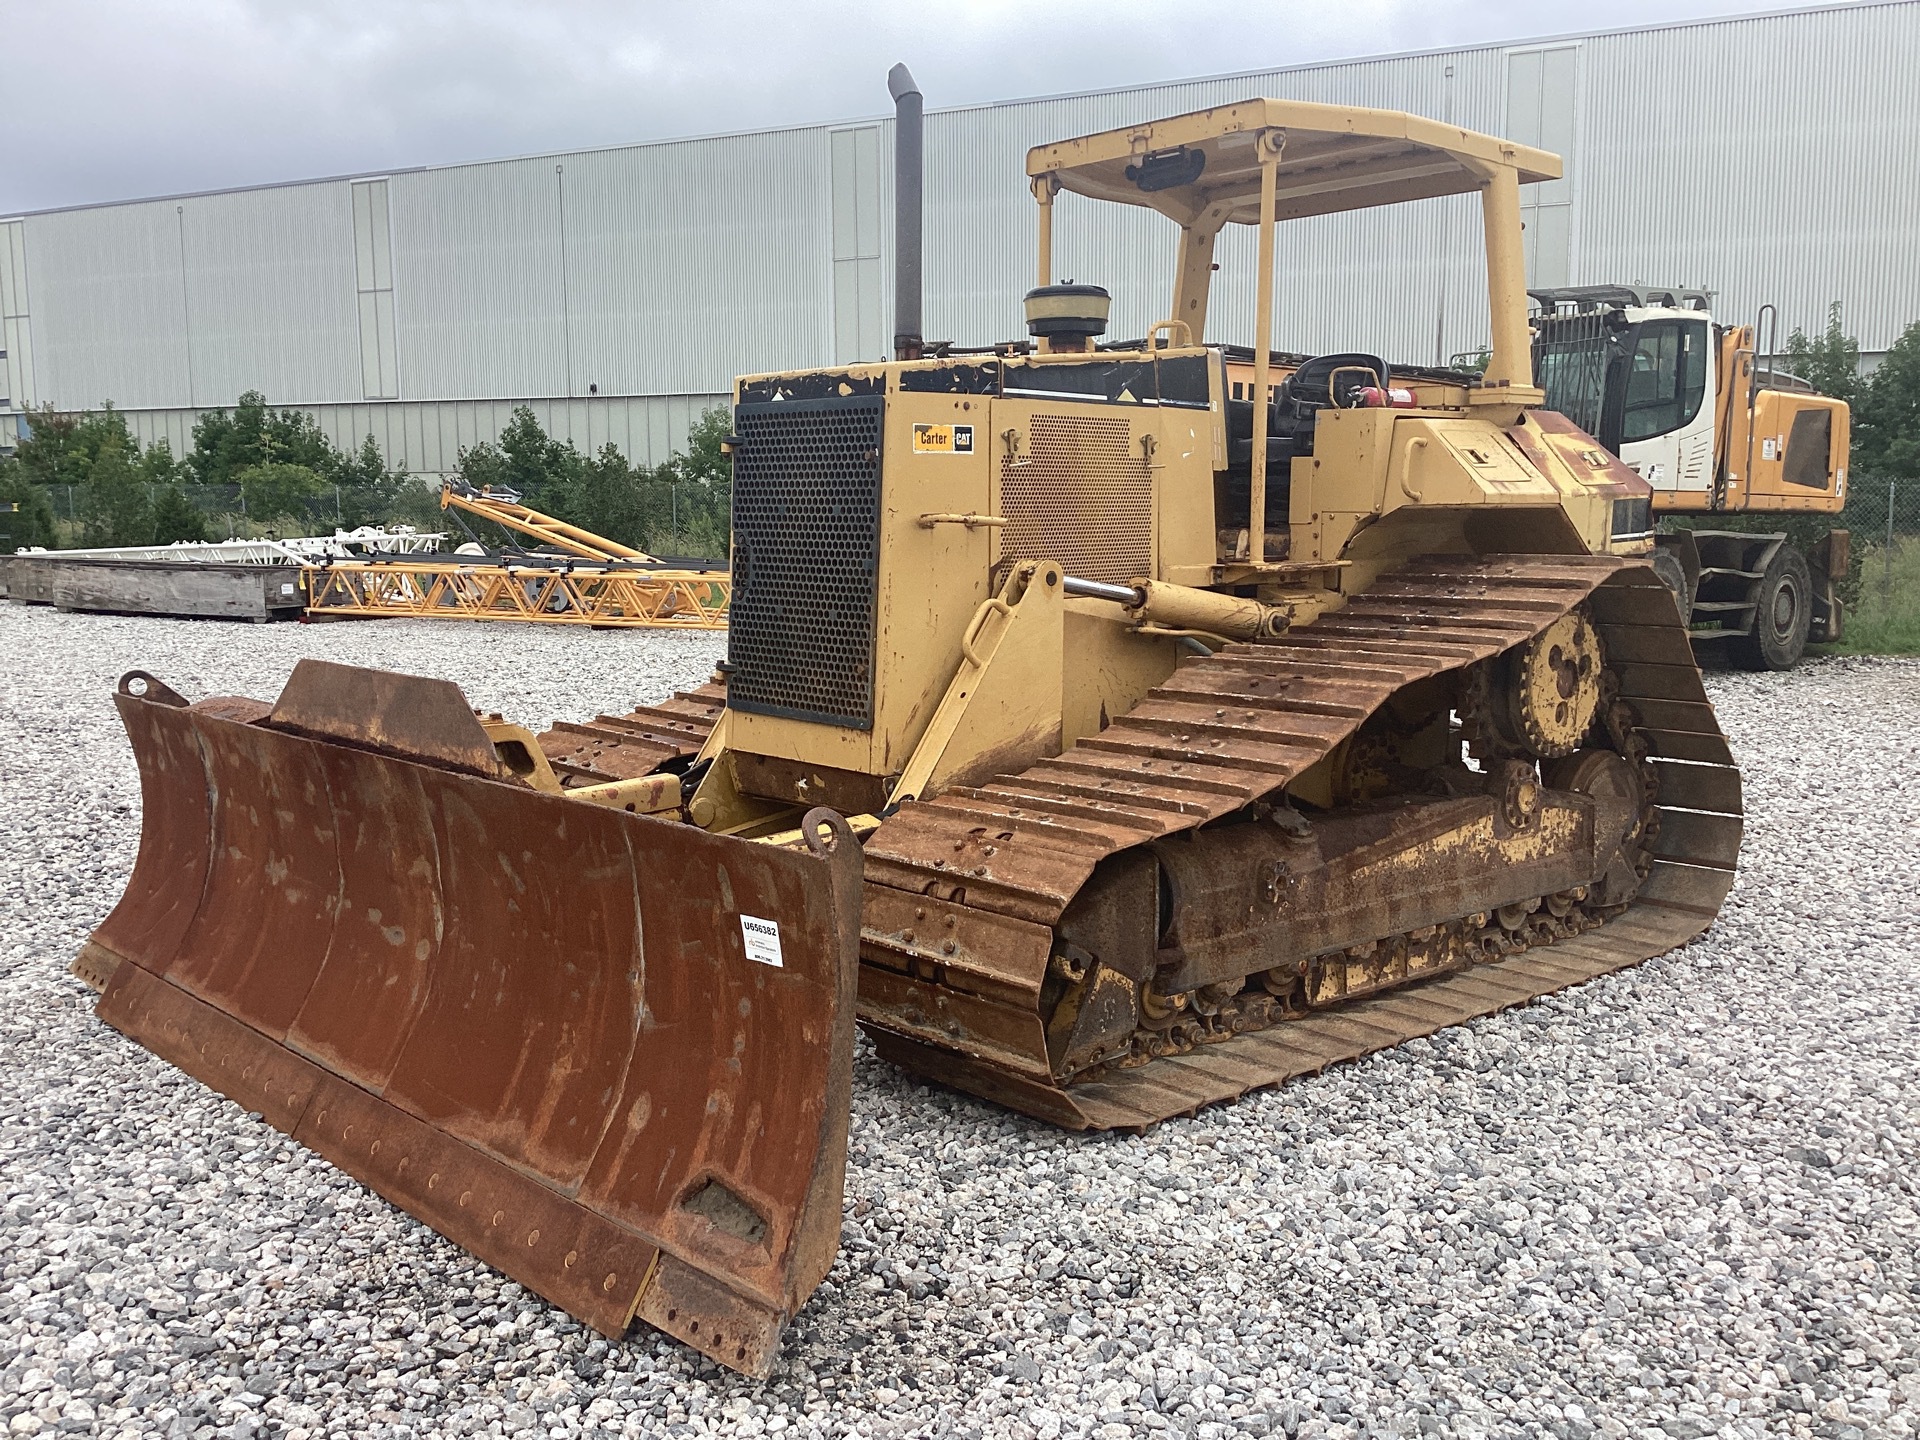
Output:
6,0,1811,213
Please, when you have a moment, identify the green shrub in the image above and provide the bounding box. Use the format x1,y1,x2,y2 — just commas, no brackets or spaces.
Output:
1836,537,1920,655
236,462,327,525
0,467,57,551
77,442,155,547
150,485,210,545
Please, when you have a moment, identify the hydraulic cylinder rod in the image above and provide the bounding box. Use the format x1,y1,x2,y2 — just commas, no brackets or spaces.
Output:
1064,575,1290,641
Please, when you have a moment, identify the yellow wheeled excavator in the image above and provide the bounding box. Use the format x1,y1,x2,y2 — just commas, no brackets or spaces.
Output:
1530,285,1851,669
77,72,1742,1379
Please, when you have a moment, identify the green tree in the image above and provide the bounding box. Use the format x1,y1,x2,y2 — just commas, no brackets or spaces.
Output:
557,443,660,552
382,474,456,534
335,434,410,528
445,405,736,557
661,407,733,490
651,407,734,558
1855,320,1920,478
0,466,57,551
455,406,582,510
189,391,341,487
10,405,200,547
237,462,327,525
78,440,156,547
1783,303,1861,406
451,407,589,550
136,436,187,487
150,485,210,544
10,403,142,490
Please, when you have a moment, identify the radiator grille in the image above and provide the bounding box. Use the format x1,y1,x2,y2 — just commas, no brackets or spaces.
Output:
726,397,883,729
1000,413,1151,584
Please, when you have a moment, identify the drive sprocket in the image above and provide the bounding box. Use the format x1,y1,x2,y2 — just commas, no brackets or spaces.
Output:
1505,608,1603,758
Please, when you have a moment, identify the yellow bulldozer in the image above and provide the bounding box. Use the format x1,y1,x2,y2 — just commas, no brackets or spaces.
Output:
77,73,1741,1379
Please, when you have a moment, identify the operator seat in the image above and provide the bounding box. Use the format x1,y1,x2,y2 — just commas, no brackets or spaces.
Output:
1277,352,1389,436
1221,352,1389,537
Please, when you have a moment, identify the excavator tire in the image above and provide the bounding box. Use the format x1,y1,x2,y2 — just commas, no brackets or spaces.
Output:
1729,544,1813,671
856,554,1742,1128
74,662,863,1379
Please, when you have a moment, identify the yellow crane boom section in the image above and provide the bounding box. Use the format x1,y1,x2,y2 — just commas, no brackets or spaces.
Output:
296,481,731,628
440,482,658,562
304,559,730,629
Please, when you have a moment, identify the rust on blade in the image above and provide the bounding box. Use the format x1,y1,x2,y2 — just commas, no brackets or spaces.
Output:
82,666,861,1378
266,658,502,774
73,673,213,995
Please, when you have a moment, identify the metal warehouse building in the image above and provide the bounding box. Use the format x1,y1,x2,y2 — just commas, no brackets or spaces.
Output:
2,0,1915,473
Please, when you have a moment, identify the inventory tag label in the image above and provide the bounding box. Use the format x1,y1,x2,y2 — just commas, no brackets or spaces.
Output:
912,423,974,454
740,915,784,967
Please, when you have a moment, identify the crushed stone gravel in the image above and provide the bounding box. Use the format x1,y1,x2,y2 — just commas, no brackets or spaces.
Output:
2,603,1917,1440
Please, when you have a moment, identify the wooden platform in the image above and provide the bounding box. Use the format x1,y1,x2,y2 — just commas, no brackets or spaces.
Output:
0,555,306,621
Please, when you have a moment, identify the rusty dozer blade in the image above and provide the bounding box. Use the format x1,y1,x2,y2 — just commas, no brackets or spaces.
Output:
76,662,862,1378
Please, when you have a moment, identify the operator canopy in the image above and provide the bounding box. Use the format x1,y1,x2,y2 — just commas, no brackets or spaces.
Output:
1027,97,1560,224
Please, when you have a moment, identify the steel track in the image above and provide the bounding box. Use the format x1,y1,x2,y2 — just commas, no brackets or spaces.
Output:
857,554,1742,1128
532,682,727,784
543,557,1743,1131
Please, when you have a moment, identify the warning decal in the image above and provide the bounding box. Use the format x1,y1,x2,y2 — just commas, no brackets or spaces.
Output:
740,914,785,968
912,423,974,454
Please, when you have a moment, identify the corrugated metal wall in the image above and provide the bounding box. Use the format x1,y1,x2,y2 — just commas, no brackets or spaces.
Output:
10,1,1917,478
550,127,839,392
25,184,365,412
179,184,363,406
1,218,36,414
28,200,196,409
1573,2,1920,346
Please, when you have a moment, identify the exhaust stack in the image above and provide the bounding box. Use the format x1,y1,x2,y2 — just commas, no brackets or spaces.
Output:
888,63,923,361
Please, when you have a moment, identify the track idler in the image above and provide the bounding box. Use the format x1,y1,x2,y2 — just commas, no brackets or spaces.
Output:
77,662,863,1378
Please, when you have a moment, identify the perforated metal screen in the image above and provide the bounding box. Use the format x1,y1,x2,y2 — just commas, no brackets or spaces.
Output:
1000,412,1152,585
726,396,884,730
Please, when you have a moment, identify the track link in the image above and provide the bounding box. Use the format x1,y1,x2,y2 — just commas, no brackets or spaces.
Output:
856,554,1743,1129
535,681,727,785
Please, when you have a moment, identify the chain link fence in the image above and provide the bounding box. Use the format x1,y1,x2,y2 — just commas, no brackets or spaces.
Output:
42,481,337,525
35,477,728,556
1844,477,1920,626
1840,474,1920,537
29,471,1916,569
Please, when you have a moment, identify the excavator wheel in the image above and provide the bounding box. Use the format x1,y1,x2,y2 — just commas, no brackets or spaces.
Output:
1730,544,1812,671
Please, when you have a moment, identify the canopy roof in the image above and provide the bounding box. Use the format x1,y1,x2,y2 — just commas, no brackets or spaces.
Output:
1027,98,1560,226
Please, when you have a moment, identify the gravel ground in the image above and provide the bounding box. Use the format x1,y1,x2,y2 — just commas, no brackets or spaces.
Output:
2,603,1917,1440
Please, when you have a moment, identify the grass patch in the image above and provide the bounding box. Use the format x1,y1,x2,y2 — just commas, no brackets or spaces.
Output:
1832,536,1920,655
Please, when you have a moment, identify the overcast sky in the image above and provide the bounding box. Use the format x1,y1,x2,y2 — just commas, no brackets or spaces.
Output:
7,0,1825,215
